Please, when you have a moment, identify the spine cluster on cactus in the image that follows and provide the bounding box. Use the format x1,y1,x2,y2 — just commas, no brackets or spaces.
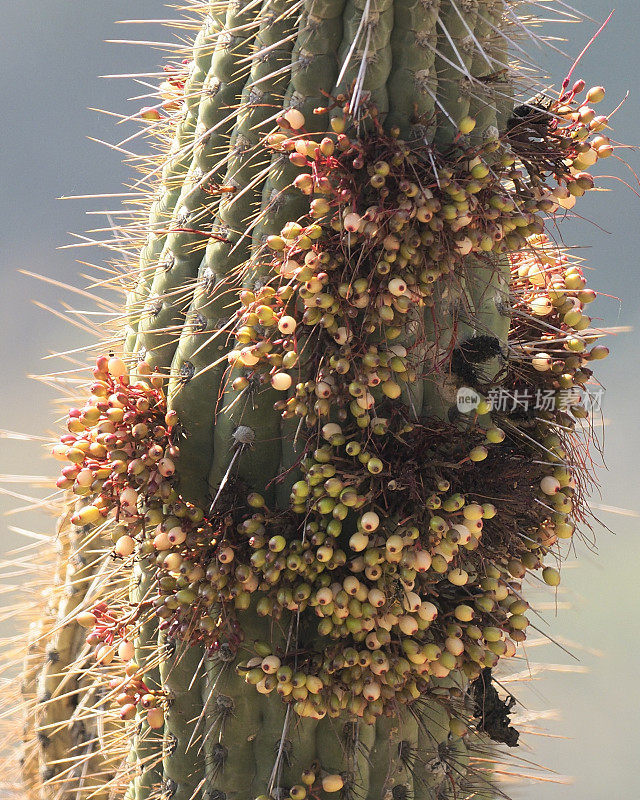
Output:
0,3,625,800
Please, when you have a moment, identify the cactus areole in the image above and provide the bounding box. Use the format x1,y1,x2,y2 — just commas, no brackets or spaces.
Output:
11,2,623,800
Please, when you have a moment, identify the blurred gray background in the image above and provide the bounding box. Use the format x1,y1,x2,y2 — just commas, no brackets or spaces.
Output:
0,2,638,798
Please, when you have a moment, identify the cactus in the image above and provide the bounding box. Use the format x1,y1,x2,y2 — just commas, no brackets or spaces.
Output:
0,3,623,800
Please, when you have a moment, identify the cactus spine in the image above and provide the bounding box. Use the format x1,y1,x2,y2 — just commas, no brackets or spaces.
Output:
0,3,621,800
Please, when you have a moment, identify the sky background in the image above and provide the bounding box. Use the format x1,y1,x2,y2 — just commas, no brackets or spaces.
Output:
0,2,639,798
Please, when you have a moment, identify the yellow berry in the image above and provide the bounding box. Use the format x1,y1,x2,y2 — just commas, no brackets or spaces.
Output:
469,446,488,462
322,775,344,793
542,566,561,586
459,116,476,134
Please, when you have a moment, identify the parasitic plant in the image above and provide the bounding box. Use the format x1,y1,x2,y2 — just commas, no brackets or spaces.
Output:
0,3,625,800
